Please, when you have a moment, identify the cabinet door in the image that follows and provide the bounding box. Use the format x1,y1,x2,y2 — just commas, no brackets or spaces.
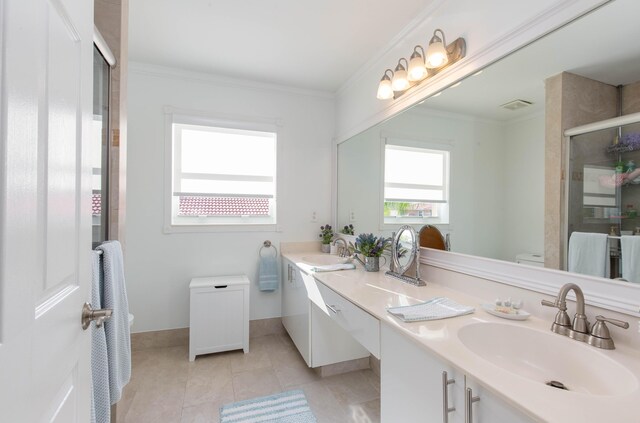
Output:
464,378,533,423
281,260,311,365
381,325,462,423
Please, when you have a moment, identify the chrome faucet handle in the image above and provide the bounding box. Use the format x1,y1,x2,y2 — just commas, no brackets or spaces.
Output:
587,315,629,350
541,299,571,335
541,299,567,311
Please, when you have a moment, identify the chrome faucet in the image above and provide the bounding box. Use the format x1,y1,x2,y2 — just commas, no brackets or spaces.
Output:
542,283,629,349
332,237,348,257
541,283,590,341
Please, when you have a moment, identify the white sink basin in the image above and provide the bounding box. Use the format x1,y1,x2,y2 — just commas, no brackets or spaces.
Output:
458,322,638,396
299,254,349,266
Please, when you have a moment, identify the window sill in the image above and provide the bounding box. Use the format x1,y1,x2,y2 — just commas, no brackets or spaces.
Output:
164,223,279,234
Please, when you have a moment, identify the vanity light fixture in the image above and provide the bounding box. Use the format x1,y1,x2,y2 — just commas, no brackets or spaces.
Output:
376,69,395,100
377,28,466,100
391,58,410,91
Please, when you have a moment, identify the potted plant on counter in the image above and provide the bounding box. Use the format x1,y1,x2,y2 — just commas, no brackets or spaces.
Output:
319,224,334,253
341,224,355,235
352,233,391,272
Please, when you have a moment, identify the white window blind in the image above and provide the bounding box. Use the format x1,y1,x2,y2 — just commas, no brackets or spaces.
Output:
384,144,449,203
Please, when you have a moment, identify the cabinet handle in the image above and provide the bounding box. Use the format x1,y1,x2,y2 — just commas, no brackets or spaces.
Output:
442,371,456,423
326,304,339,314
464,387,480,423
287,264,292,281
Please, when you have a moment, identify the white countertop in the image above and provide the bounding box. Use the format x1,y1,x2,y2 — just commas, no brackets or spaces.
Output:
283,251,640,423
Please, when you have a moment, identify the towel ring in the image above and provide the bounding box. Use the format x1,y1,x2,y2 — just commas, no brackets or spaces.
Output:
259,240,278,258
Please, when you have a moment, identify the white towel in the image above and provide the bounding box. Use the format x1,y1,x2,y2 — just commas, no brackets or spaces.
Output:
258,255,279,291
311,263,356,272
568,232,609,278
621,236,640,283
387,297,475,322
96,241,131,405
90,251,110,423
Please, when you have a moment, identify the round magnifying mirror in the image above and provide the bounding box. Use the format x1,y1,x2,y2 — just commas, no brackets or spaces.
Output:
392,225,418,276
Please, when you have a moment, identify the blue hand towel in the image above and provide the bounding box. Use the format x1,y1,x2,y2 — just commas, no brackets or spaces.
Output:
90,251,110,423
259,255,279,291
96,240,131,405
568,232,609,278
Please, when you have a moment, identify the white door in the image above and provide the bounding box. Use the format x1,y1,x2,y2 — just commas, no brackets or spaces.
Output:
0,0,94,421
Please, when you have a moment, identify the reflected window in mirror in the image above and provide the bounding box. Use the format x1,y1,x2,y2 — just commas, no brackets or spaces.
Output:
383,138,450,226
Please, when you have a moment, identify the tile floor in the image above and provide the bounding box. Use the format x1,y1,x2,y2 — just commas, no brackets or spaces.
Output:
116,332,381,422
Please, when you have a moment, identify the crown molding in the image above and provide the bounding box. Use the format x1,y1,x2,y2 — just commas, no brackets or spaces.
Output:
129,61,335,100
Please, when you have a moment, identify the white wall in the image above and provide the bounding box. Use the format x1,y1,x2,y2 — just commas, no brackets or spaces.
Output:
126,64,334,332
500,113,545,261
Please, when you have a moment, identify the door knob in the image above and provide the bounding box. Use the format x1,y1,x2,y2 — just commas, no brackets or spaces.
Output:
81,302,113,330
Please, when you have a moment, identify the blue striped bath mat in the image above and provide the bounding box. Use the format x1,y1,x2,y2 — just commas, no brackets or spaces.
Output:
220,389,317,423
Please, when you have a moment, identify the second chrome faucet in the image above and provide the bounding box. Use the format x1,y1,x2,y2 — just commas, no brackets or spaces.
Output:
541,283,629,349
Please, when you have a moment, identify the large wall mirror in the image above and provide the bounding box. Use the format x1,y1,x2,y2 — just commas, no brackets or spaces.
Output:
337,0,640,293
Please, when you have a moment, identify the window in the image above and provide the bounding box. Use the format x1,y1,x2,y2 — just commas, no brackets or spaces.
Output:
383,139,450,225
167,112,278,230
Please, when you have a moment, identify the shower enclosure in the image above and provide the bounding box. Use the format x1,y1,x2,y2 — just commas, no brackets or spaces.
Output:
92,31,116,248
566,113,640,280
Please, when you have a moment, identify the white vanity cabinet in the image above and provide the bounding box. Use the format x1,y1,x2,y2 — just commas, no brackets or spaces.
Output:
381,324,532,423
281,258,370,367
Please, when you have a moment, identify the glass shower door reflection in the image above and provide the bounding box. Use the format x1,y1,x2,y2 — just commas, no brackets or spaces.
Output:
92,45,110,248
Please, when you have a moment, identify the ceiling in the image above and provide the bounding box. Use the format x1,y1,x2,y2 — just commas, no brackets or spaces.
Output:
416,0,640,121
129,0,434,92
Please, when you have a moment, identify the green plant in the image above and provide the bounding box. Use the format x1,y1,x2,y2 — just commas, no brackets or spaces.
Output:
319,224,334,244
341,224,355,235
352,233,391,257
384,201,411,216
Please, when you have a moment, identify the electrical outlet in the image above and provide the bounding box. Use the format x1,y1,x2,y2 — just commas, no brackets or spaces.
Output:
311,211,317,222
349,210,356,222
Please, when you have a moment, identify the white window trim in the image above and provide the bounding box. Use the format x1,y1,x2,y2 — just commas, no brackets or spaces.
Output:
379,135,453,231
163,106,283,233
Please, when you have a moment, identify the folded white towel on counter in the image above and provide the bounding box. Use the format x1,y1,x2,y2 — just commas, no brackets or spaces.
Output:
621,235,640,283
568,232,609,278
311,263,356,272
387,297,475,322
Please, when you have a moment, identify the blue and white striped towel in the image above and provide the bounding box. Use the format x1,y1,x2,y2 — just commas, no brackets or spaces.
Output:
96,241,131,405
90,251,110,423
387,297,475,322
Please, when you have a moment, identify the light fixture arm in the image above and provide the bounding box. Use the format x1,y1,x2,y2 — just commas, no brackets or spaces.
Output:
410,45,425,62
431,29,447,50
383,68,394,80
396,57,409,71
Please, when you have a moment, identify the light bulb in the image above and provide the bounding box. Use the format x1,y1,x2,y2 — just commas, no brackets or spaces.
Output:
426,42,448,68
391,59,409,91
377,77,393,100
408,53,427,81
392,69,409,91
426,29,449,69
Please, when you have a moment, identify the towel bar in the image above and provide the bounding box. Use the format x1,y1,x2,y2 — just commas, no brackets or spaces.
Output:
259,240,278,257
